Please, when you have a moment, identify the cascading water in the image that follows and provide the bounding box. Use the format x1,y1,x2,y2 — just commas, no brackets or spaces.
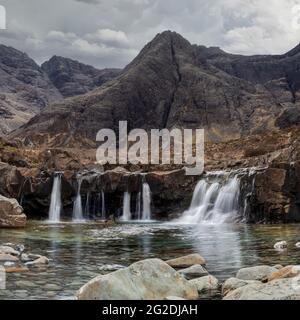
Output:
85,192,90,216
121,192,131,221
179,172,241,224
101,190,106,219
190,180,207,208
73,177,84,221
142,182,152,220
48,172,62,222
121,174,152,221
136,192,141,220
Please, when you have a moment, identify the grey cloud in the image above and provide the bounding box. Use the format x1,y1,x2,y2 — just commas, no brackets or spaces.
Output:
73,0,100,4
0,0,299,68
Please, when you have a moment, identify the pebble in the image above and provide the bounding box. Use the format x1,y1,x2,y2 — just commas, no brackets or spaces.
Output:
274,241,288,250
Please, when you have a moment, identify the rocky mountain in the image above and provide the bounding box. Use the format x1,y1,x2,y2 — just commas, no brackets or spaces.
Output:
11,31,300,147
0,46,122,136
41,56,121,98
0,45,63,135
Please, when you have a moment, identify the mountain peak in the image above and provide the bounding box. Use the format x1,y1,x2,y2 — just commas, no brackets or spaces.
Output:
284,42,300,57
41,55,121,98
151,30,191,47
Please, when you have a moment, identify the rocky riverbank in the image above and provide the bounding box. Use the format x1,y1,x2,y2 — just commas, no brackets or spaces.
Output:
76,252,300,300
0,196,26,228
0,243,49,273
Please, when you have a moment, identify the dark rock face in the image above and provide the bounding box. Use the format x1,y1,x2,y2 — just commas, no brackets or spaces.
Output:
247,162,300,223
0,165,195,220
0,195,26,228
41,56,121,98
11,31,300,146
0,162,24,199
0,45,62,135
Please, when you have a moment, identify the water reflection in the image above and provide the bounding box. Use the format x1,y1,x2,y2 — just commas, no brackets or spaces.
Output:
1,221,300,300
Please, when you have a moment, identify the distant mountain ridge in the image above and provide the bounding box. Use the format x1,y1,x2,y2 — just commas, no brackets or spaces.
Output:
0,46,121,135
41,56,121,98
10,30,300,147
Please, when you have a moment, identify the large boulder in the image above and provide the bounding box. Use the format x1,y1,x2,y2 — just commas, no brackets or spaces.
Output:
189,275,219,293
223,278,300,300
222,277,261,296
266,266,300,282
0,162,24,198
166,254,206,268
178,264,208,280
0,195,26,227
236,265,277,281
76,258,198,300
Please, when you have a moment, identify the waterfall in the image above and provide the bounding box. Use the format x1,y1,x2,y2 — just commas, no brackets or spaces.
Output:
48,173,62,222
120,174,152,222
179,173,241,224
142,182,152,220
101,190,106,218
121,192,131,221
136,192,141,220
73,177,84,221
85,192,90,216
190,180,208,208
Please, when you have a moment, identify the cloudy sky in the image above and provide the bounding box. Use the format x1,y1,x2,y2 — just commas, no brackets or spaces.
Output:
0,0,300,68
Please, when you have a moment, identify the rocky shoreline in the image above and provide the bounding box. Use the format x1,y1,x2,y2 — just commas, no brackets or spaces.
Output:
0,243,49,273
1,241,300,300
76,252,300,300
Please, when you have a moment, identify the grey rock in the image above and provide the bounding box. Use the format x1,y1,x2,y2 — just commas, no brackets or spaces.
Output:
274,241,288,250
76,258,198,300
25,256,49,266
0,253,19,262
0,195,26,228
178,264,208,279
223,278,300,300
236,265,278,281
0,245,19,256
166,254,206,268
222,277,261,296
189,275,219,293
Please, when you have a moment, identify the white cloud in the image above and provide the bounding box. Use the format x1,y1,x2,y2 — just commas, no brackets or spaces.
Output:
85,29,130,48
0,0,299,67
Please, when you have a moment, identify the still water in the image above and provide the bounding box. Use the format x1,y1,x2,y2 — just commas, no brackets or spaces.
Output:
1,221,300,300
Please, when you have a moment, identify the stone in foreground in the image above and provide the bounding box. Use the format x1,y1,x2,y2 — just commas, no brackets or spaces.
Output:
274,241,287,250
0,195,26,228
236,265,277,281
76,258,198,300
266,265,300,282
189,275,219,293
179,264,208,280
222,277,261,296
223,278,300,300
25,256,49,266
0,253,19,262
166,254,206,268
